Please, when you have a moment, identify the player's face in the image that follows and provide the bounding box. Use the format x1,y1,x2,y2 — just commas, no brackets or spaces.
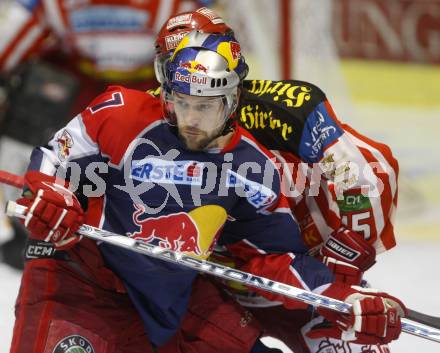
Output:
173,92,226,151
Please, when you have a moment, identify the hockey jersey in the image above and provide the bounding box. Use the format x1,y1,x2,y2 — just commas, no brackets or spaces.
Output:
238,79,398,254
27,86,336,345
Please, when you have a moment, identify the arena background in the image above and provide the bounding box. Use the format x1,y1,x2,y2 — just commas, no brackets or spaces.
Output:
1,0,439,352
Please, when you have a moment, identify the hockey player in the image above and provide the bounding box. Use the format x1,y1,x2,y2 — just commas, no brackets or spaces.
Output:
9,32,406,353
150,9,401,353
0,0,205,269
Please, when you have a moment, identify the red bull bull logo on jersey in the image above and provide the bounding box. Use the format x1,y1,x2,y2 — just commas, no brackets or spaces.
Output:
128,204,203,256
127,204,228,259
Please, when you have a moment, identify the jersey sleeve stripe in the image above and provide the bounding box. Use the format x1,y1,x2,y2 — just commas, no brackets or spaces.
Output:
345,131,397,207
345,133,398,251
325,133,387,240
316,182,343,228
42,0,68,35
357,146,396,251
0,10,46,71
344,127,398,195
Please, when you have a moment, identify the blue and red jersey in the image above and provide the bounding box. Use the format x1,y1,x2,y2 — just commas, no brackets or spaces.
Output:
27,86,335,345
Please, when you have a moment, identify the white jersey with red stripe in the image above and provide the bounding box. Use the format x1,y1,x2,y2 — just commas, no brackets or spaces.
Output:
0,0,195,75
239,79,399,254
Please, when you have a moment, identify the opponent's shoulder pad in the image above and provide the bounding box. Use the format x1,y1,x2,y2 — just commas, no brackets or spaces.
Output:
238,80,328,153
242,79,327,117
147,86,161,98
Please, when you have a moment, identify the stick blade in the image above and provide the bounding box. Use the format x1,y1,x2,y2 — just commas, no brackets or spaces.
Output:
407,309,440,330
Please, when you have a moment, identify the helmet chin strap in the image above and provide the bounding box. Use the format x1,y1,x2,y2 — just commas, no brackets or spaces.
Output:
217,86,240,137
210,94,238,141
219,115,236,137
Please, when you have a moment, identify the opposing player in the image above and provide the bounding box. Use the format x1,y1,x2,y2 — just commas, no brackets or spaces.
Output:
9,31,406,353
151,9,401,353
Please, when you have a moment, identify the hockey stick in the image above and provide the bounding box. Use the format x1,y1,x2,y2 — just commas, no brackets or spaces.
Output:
5,200,440,343
1,169,440,343
407,309,440,332
0,170,24,189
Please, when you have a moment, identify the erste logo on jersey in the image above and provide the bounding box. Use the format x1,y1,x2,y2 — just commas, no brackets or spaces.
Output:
226,170,276,208
131,158,204,185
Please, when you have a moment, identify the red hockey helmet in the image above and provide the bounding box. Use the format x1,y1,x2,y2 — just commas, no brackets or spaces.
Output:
155,7,233,55
154,7,233,83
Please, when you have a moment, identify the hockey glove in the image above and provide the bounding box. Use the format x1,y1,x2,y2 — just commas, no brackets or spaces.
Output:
16,170,85,250
321,256,363,285
307,284,407,345
318,228,376,285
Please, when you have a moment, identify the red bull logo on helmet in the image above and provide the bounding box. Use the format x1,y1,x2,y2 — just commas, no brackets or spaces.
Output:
179,61,208,74
128,204,203,256
175,72,208,85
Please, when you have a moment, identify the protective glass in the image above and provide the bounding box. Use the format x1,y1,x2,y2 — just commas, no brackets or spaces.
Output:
171,92,226,132
164,90,227,128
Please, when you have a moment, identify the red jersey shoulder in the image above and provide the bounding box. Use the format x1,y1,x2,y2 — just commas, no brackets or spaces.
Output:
81,86,163,164
81,85,163,140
